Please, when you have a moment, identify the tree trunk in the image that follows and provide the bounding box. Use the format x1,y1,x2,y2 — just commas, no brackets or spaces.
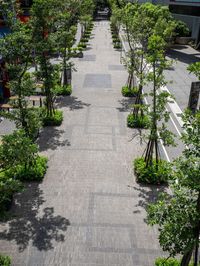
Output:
181,249,193,266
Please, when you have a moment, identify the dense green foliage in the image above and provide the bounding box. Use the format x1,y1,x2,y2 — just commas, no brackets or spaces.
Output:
121,86,138,97
175,21,190,37
155,258,200,266
0,174,22,214
0,255,11,266
148,111,200,266
6,156,48,181
54,85,72,96
43,110,63,126
134,157,172,184
127,113,149,128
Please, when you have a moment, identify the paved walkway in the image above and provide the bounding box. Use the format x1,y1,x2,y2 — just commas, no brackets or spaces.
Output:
0,21,165,266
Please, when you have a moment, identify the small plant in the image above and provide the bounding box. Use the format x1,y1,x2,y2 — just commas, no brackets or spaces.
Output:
0,254,11,266
155,258,180,266
127,113,149,128
121,86,138,97
81,37,89,43
155,257,200,266
78,42,87,49
134,157,172,184
113,42,122,49
53,85,72,96
43,109,63,126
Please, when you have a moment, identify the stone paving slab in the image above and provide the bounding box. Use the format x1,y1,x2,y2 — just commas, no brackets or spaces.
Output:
0,21,166,266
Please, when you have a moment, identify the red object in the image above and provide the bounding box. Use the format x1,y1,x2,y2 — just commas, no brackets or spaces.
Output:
18,15,30,23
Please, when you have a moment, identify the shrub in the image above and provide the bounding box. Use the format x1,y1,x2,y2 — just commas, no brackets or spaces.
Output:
43,109,63,126
155,257,200,266
134,157,172,184
155,258,179,266
121,86,138,97
114,43,122,49
112,38,120,43
54,85,72,96
78,42,87,49
0,173,22,213
175,20,190,37
0,254,11,266
127,113,149,128
6,156,48,181
81,37,89,43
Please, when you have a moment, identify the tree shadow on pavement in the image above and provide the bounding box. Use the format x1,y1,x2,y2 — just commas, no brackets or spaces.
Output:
0,182,70,252
117,98,135,112
129,183,167,223
166,48,200,65
55,96,90,110
38,127,71,152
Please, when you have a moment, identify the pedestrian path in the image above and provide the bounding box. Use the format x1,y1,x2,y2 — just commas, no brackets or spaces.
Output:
0,21,165,266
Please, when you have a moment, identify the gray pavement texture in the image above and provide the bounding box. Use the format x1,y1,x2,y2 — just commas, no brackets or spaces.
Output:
0,21,166,266
165,44,200,111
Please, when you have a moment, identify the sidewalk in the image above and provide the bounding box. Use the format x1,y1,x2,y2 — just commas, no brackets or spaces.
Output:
0,21,165,266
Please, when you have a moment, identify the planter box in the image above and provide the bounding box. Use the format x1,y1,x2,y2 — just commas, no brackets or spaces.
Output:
175,37,193,45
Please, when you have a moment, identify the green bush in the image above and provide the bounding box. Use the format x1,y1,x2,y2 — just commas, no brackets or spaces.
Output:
155,258,179,266
6,156,48,181
175,20,190,37
114,43,122,49
43,109,63,126
127,113,149,128
134,157,172,184
112,38,120,43
0,254,11,266
0,173,22,213
54,85,72,96
121,86,138,97
78,42,87,49
155,257,200,266
81,37,89,43
83,32,91,39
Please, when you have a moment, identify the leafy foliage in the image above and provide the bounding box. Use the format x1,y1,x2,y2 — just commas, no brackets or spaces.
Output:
54,85,72,96
43,110,63,126
127,113,149,129
121,86,138,97
0,174,22,214
134,157,172,184
0,254,11,266
6,156,48,181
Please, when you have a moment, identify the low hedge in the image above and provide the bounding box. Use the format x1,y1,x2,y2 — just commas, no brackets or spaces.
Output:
6,156,48,181
54,85,72,96
114,43,122,49
155,257,199,266
43,110,63,127
134,157,172,184
127,113,149,129
78,42,87,49
0,255,11,266
121,86,138,97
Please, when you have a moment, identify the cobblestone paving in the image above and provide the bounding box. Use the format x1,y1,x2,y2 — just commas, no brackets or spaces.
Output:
0,21,166,266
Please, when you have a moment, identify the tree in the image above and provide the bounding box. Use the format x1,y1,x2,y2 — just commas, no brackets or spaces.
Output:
31,0,59,117
55,3,78,87
143,35,175,168
0,1,42,140
147,110,200,266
